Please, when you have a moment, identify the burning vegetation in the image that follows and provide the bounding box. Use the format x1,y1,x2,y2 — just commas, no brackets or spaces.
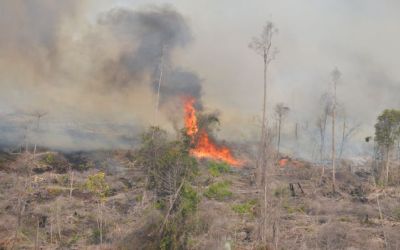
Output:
183,97,242,166
2,2,400,250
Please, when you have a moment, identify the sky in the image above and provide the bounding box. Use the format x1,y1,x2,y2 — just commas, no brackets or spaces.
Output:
0,0,399,154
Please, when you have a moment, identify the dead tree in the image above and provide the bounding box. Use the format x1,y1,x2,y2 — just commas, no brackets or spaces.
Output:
331,68,341,193
249,22,277,243
249,21,278,179
249,21,278,246
274,103,290,155
338,113,360,160
317,93,333,179
29,111,47,159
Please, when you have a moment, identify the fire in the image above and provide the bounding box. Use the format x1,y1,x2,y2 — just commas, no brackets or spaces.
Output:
184,97,198,138
183,97,242,166
279,158,289,167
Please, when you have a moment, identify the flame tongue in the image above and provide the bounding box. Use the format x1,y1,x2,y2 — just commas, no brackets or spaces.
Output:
183,97,242,166
184,97,198,138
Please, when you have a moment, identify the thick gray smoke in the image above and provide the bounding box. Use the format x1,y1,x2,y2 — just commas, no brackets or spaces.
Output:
97,6,203,103
0,3,204,150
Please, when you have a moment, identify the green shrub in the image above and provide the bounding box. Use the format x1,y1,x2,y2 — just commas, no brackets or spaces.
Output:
208,161,231,177
42,153,56,165
85,172,110,200
181,185,200,216
91,228,101,244
155,199,166,210
204,181,232,200
232,200,257,215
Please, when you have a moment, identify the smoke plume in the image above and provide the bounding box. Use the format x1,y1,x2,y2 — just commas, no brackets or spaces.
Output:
0,2,203,150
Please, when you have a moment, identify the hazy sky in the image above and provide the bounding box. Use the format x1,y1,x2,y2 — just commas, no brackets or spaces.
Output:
0,0,399,151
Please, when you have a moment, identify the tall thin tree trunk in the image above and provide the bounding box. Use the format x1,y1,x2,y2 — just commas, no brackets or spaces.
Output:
257,54,268,185
332,84,336,193
100,201,103,246
338,118,346,160
261,54,269,246
277,116,281,155
35,218,39,250
56,200,62,242
385,148,390,185
154,46,164,126
69,171,74,199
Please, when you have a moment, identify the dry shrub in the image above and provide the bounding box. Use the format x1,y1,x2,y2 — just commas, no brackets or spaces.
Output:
118,209,163,250
314,222,349,249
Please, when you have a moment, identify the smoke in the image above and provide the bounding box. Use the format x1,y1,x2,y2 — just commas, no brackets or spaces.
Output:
97,6,192,86
0,0,84,78
96,6,203,104
0,2,204,150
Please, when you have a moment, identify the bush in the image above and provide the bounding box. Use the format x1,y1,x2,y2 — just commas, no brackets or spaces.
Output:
85,172,110,200
204,181,232,200
181,184,200,216
232,200,257,215
208,161,231,177
42,153,56,165
136,127,198,198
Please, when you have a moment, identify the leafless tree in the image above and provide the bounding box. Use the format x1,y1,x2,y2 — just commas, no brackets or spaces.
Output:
154,45,166,127
338,112,361,160
330,68,341,193
274,103,290,155
316,93,333,178
249,21,278,246
29,111,47,159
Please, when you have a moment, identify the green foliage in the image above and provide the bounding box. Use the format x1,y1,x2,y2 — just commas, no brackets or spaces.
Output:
91,228,102,244
85,172,110,201
232,200,257,215
136,127,198,197
136,127,201,249
204,181,232,200
208,161,231,177
375,109,400,148
154,199,166,210
42,153,56,165
160,234,172,250
180,184,200,216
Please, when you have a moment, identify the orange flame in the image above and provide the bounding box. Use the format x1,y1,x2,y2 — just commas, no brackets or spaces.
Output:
183,97,242,166
184,97,198,138
279,158,289,167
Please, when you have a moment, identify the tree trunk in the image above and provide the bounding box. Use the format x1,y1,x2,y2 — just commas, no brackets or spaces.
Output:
332,89,336,193
69,170,74,199
385,148,390,185
257,53,268,186
35,218,39,250
277,116,281,155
